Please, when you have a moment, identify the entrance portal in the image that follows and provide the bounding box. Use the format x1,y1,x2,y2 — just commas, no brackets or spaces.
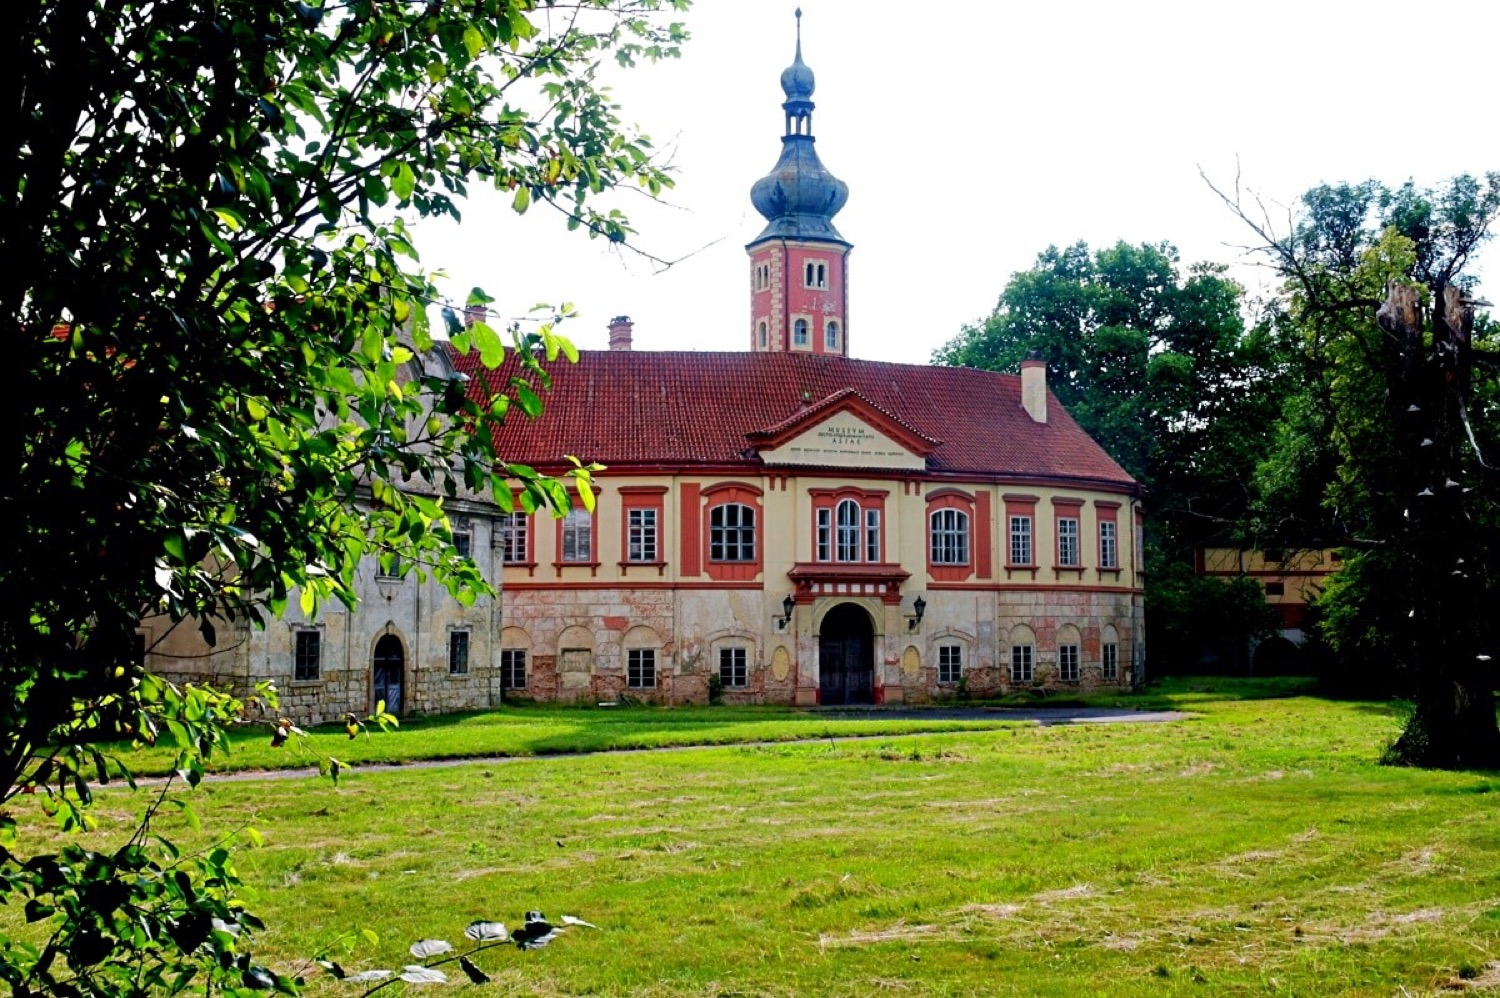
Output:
818,603,875,705
372,634,405,715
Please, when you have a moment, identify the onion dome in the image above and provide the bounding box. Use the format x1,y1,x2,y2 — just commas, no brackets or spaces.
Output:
748,10,849,246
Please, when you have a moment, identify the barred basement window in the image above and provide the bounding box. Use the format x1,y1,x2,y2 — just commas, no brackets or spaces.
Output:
1059,644,1080,682
1102,642,1119,680
1058,517,1080,567
627,508,658,562
930,508,970,564
719,647,748,688
294,630,321,682
1009,643,1034,683
627,649,657,689
938,645,963,684
448,630,470,675
500,649,527,690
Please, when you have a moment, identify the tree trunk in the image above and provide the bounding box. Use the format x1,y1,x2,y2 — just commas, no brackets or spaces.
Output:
1385,284,1500,768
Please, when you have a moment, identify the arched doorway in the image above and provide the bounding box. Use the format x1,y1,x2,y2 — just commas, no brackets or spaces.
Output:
372,634,405,715
819,603,875,706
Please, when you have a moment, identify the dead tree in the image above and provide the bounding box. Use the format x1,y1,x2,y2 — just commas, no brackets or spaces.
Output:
1383,283,1500,767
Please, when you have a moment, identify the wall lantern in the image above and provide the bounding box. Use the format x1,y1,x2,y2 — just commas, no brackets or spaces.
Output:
909,595,927,631
777,594,796,630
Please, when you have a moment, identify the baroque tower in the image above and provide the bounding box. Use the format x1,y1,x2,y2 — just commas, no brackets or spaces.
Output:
748,9,851,356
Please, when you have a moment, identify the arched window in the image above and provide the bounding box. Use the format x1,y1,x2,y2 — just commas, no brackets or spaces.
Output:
793,318,809,347
825,320,839,350
930,508,970,564
757,320,768,349
835,498,861,561
709,502,756,562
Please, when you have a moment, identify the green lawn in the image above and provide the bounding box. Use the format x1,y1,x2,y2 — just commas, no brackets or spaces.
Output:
108,678,1269,778
20,679,1500,996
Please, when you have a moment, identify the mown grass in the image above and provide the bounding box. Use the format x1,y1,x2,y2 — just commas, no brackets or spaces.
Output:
107,676,1290,778
19,679,1500,996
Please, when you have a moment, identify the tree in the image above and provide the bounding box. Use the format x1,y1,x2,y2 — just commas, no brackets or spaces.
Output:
934,241,1289,667
1213,174,1500,766
3,1,690,994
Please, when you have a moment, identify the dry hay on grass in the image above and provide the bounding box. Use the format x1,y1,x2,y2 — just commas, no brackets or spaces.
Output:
1032,883,1098,903
818,922,940,949
1441,961,1500,990
1384,846,1446,877
957,903,1024,920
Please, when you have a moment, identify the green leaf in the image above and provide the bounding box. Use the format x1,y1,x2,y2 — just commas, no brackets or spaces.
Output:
392,162,417,202
514,382,543,418
469,321,505,368
463,25,484,60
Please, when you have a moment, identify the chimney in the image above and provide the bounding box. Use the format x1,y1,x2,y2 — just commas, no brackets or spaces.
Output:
463,304,489,328
608,314,634,351
1020,352,1047,424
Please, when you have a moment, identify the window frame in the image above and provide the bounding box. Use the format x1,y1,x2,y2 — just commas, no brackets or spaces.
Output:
1099,520,1118,570
500,648,528,690
825,320,840,351
1102,642,1118,680
937,644,963,685
619,486,668,573
709,502,757,563
792,317,810,348
627,648,657,689
1009,515,1033,567
497,510,533,567
294,629,321,683
810,488,887,565
448,629,470,676
1057,516,1081,568
1058,643,1080,682
1009,643,1034,684
558,505,595,565
718,647,749,689
930,507,970,566
701,483,764,582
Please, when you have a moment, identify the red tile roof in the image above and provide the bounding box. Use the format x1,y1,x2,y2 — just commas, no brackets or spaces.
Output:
454,350,1136,489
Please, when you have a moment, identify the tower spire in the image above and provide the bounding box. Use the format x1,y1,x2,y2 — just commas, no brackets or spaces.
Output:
745,10,853,358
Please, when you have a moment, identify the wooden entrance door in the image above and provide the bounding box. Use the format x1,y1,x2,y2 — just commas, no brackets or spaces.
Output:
372,634,404,715
818,603,874,705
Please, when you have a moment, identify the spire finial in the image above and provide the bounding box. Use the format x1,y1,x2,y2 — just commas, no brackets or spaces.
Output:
795,8,803,53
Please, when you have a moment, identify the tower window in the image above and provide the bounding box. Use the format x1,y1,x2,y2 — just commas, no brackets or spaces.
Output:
754,263,770,291
803,261,827,289
825,320,839,350
757,320,768,349
793,318,809,348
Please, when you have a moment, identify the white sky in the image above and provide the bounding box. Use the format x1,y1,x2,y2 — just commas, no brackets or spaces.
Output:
421,0,1500,364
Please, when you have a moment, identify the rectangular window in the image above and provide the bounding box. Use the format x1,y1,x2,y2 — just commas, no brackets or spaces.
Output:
499,512,529,565
718,647,748,688
938,645,963,684
374,552,403,580
1009,644,1034,683
817,507,831,562
1059,644,1080,681
1058,517,1080,567
865,508,880,562
500,649,527,689
453,530,472,560
627,649,657,689
1099,520,1118,569
627,508,659,562
1102,642,1118,680
1009,515,1033,566
1265,581,1285,596
561,508,592,563
448,630,470,675
294,630,321,682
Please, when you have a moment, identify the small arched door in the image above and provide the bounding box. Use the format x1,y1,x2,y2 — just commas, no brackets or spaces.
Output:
819,603,875,706
372,635,404,715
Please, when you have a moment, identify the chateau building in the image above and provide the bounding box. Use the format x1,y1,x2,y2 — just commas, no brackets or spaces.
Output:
146,19,1144,718
463,21,1145,707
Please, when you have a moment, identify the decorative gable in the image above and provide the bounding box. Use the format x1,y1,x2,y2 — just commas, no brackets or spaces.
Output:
748,389,939,471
